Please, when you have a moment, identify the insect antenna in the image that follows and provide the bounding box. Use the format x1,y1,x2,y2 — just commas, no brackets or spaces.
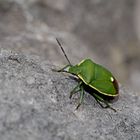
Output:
56,38,72,66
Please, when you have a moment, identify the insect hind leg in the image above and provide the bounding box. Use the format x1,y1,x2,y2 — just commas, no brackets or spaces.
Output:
93,93,117,112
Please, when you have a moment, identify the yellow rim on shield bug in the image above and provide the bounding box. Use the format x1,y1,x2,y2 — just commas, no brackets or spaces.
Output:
53,39,119,112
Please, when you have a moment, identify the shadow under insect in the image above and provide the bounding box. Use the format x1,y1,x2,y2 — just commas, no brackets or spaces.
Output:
83,82,119,107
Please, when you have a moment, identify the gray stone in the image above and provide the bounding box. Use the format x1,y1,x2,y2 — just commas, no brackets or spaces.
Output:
0,49,139,140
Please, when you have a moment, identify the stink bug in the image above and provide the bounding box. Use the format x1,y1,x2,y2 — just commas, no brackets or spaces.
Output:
54,39,119,112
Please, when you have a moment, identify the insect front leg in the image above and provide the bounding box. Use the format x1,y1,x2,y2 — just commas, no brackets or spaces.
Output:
76,85,85,110
70,81,82,99
93,93,117,112
52,65,71,72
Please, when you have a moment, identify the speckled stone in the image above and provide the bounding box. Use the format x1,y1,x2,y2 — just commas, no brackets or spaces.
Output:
0,50,139,140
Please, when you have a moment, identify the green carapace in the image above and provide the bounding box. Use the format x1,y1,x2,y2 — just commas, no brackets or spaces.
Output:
54,39,119,112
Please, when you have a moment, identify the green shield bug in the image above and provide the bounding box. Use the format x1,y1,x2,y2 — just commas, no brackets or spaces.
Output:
54,39,119,112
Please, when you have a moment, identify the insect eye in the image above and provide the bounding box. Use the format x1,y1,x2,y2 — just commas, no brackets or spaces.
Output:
110,77,114,82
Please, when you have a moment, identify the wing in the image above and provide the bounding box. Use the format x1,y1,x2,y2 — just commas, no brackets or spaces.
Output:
77,59,118,96
90,80,117,96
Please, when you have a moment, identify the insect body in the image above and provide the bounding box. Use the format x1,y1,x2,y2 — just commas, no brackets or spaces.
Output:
55,39,119,112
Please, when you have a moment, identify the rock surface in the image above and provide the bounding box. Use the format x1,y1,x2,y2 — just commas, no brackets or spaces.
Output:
0,50,139,140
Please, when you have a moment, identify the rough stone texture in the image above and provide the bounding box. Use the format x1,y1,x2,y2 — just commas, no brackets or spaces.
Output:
0,1,140,138
0,50,139,140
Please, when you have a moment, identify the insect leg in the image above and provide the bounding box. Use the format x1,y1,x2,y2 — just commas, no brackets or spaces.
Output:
93,93,116,112
76,85,85,110
69,81,82,99
52,65,70,72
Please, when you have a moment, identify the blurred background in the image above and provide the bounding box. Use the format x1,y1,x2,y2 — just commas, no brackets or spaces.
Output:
0,0,140,92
